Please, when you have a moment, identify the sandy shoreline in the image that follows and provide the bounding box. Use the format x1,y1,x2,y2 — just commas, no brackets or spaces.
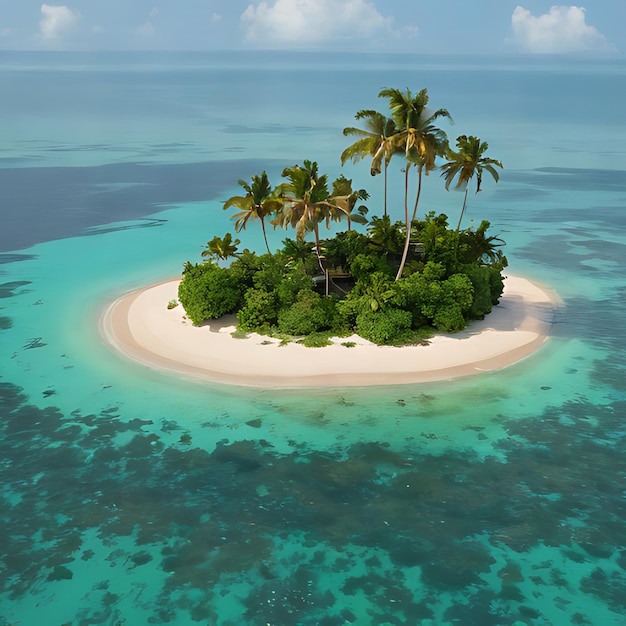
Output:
99,275,559,388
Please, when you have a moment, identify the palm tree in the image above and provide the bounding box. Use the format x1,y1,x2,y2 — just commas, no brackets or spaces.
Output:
366,215,404,261
330,174,369,231
223,171,283,255
458,220,507,266
378,87,452,280
341,110,397,216
201,233,240,263
274,161,350,295
274,161,346,255
440,135,503,234
281,237,314,268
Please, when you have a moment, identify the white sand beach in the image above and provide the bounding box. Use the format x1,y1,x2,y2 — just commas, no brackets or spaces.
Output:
100,275,559,388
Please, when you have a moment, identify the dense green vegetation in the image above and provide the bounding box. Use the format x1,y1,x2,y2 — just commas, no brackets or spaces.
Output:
178,87,506,346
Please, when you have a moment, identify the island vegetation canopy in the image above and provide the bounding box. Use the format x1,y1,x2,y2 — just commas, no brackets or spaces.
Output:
178,87,506,347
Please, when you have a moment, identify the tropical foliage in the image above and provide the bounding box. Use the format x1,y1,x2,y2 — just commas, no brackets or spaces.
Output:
201,233,241,263
223,171,283,254
376,87,453,280
440,135,503,233
179,86,507,345
341,110,397,216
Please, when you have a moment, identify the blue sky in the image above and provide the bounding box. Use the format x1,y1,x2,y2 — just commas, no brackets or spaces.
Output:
0,1,623,55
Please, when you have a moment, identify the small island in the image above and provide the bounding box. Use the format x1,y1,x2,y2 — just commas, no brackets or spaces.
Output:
102,275,556,388
101,86,559,387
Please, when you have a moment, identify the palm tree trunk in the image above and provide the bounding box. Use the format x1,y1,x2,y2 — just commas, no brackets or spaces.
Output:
455,188,469,235
410,164,423,225
383,164,388,217
453,188,469,259
313,223,329,297
260,217,271,255
395,165,422,281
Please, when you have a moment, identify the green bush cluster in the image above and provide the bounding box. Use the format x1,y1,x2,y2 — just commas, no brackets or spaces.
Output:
355,308,413,344
191,87,507,345
177,262,244,325
237,287,277,332
277,290,337,336
178,212,507,345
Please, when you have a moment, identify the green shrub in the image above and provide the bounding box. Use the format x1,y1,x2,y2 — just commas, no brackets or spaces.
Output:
420,273,474,332
355,308,413,345
230,329,249,339
277,289,337,335
419,280,442,321
275,265,314,307
417,212,457,270
228,250,260,287
247,253,313,309
349,253,392,281
401,327,434,345
336,293,360,327
299,332,333,348
178,263,243,325
432,303,466,333
253,254,288,292
323,230,369,270
422,261,446,282
394,274,429,328
320,295,344,333
444,274,474,313
461,264,493,319
335,272,395,329
488,267,505,304
237,288,277,331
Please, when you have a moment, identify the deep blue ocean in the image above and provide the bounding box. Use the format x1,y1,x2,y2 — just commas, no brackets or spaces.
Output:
1,51,625,625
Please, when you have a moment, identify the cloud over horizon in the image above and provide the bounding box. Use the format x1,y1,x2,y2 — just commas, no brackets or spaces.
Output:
39,4,79,41
241,0,400,48
511,5,616,53
0,1,620,54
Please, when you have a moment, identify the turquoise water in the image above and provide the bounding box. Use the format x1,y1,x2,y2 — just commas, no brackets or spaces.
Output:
1,52,625,625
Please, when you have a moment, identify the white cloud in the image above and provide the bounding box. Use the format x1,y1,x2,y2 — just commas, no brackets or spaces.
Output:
403,25,419,39
39,4,79,40
137,8,159,38
137,21,156,38
212,13,222,24
511,5,615,53
241,0,398,47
